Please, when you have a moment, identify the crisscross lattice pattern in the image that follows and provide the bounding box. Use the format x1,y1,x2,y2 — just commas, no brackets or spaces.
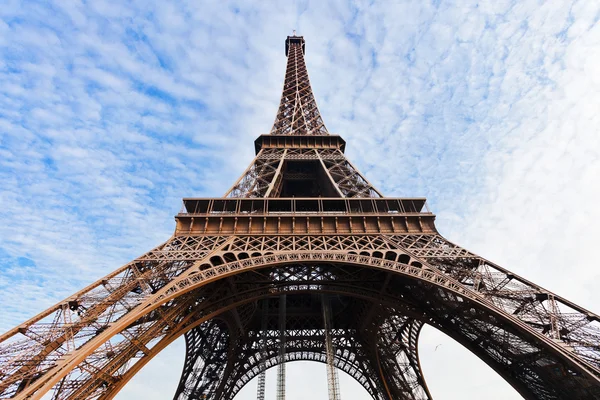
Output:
270,37,328,136
225,148,381,198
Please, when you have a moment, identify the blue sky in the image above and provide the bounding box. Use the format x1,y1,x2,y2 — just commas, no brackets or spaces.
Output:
1,1,600,399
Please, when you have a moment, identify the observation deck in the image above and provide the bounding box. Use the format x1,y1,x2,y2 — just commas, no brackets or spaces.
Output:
254,134,346,154
175,197,436,235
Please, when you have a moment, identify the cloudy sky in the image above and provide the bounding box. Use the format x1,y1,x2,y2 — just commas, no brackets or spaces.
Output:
1,0,599,399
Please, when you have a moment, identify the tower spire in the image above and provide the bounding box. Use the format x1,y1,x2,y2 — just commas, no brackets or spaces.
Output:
225,36,381,198
270,35,328,136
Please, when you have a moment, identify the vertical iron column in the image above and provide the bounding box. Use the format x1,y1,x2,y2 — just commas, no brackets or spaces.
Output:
276,295,287,400
257,301,268,400
322,295,341,400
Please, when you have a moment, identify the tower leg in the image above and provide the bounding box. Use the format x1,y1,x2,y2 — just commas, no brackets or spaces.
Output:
173,320,230,400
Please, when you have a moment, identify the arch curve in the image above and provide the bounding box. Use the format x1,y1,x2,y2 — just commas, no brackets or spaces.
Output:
11,252,600,400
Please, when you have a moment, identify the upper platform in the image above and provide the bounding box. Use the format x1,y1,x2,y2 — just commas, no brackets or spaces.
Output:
254,134,345,154
285,36,305,56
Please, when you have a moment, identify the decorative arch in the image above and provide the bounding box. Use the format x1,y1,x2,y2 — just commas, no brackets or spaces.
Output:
2,241,600,400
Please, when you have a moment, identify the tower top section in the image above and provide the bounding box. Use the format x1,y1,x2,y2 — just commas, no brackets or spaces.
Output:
285,35,305,56
270,35,328,136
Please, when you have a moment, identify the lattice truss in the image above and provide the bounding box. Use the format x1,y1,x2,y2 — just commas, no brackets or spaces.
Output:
270,37,328,136
226,149,381,198
1,233,600,400
174,292,430,400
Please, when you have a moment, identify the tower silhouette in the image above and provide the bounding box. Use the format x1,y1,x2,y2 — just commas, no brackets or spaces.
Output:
1,35,599,400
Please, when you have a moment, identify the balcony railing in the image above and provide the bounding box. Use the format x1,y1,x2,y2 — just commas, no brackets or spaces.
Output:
179,197,431,216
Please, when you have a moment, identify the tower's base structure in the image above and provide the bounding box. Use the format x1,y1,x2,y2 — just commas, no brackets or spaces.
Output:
1,35,600,400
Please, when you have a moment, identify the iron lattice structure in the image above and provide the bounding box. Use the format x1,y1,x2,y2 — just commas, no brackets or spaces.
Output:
0,35,599,400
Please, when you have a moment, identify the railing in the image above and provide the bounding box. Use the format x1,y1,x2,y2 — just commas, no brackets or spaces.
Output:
179,198,431,216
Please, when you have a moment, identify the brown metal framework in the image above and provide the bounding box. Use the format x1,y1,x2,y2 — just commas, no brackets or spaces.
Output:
0,35,599,400
270,36,327,136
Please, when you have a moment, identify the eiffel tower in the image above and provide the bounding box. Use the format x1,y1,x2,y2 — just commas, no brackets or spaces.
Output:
1,35,600,400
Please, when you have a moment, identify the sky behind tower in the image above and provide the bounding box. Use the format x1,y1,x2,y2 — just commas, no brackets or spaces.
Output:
1,1,600,399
